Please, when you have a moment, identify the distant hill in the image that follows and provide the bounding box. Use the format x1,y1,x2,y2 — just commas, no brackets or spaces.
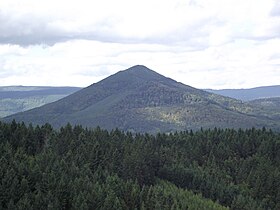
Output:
5,65,278,133
4,65,280,133
206,85,280,101
0,86,81,117
247,97,280,121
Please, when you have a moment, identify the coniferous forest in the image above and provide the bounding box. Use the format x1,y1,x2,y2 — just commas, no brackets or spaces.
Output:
1,120,280,209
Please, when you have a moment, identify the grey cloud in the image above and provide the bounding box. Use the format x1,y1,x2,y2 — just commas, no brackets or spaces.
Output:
2,5,269,50
0,7,220,49
139,18,228,50
0,10,67,45
270,2,280,16
269,53,280,60
0,9,118,46
0,35,68,46
0,9,140,46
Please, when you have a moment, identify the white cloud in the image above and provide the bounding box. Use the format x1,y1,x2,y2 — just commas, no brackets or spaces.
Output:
0,0,279,89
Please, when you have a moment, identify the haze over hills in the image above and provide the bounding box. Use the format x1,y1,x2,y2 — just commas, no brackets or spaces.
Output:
206,86,280,101
0,86,81,117
4,65,280,133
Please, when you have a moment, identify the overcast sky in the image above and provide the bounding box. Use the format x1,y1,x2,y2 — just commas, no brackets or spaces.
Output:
0,0,279,89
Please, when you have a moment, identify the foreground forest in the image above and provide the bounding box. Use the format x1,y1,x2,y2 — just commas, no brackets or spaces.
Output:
0,121,280,209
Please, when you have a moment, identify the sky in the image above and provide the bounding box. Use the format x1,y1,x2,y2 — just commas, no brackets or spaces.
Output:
0,0,279,89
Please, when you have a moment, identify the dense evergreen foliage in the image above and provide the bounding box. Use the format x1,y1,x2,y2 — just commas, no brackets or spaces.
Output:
1,120,280,209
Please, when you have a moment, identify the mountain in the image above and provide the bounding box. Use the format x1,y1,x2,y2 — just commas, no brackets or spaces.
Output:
4,65,280,133
0,86,81,117
206,85,280,101
248,97,280,121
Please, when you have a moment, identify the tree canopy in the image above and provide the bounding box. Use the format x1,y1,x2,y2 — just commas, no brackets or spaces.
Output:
1,120,279,209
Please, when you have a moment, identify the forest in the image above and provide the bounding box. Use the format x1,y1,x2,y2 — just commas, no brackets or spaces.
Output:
0,120,280,209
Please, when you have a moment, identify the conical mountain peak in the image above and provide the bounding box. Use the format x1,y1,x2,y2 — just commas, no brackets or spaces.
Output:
127,65,150,71
121,65,164,79
97,65,170,87
5,65,279,133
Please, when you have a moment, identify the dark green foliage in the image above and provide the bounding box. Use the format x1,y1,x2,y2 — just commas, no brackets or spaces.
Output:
1,120,280,209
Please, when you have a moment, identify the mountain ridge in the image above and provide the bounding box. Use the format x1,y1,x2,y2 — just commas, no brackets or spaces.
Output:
0,86,81,117
4,65,280,133
206,85,280,101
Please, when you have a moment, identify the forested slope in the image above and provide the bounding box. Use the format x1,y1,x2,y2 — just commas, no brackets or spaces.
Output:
0,86,81,117
1,120,279,209
248,97,280,120
5,66,280,132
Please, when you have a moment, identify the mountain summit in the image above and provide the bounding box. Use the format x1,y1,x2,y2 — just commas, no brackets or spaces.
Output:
5,65,279,132
96,65,175,90
121,65,161,77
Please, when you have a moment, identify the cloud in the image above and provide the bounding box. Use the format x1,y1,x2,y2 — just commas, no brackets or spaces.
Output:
0,0,278,49
3,0,275,47
270,1,280,16
0,0,279,89
0,38,279,89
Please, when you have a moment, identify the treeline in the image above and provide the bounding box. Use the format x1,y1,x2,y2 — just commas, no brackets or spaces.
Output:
0,120,279,209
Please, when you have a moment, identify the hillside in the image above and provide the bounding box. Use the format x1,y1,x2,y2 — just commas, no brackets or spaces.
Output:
0,86,81,117
248,97,280,121
4,65,280,133
206,85,280,101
